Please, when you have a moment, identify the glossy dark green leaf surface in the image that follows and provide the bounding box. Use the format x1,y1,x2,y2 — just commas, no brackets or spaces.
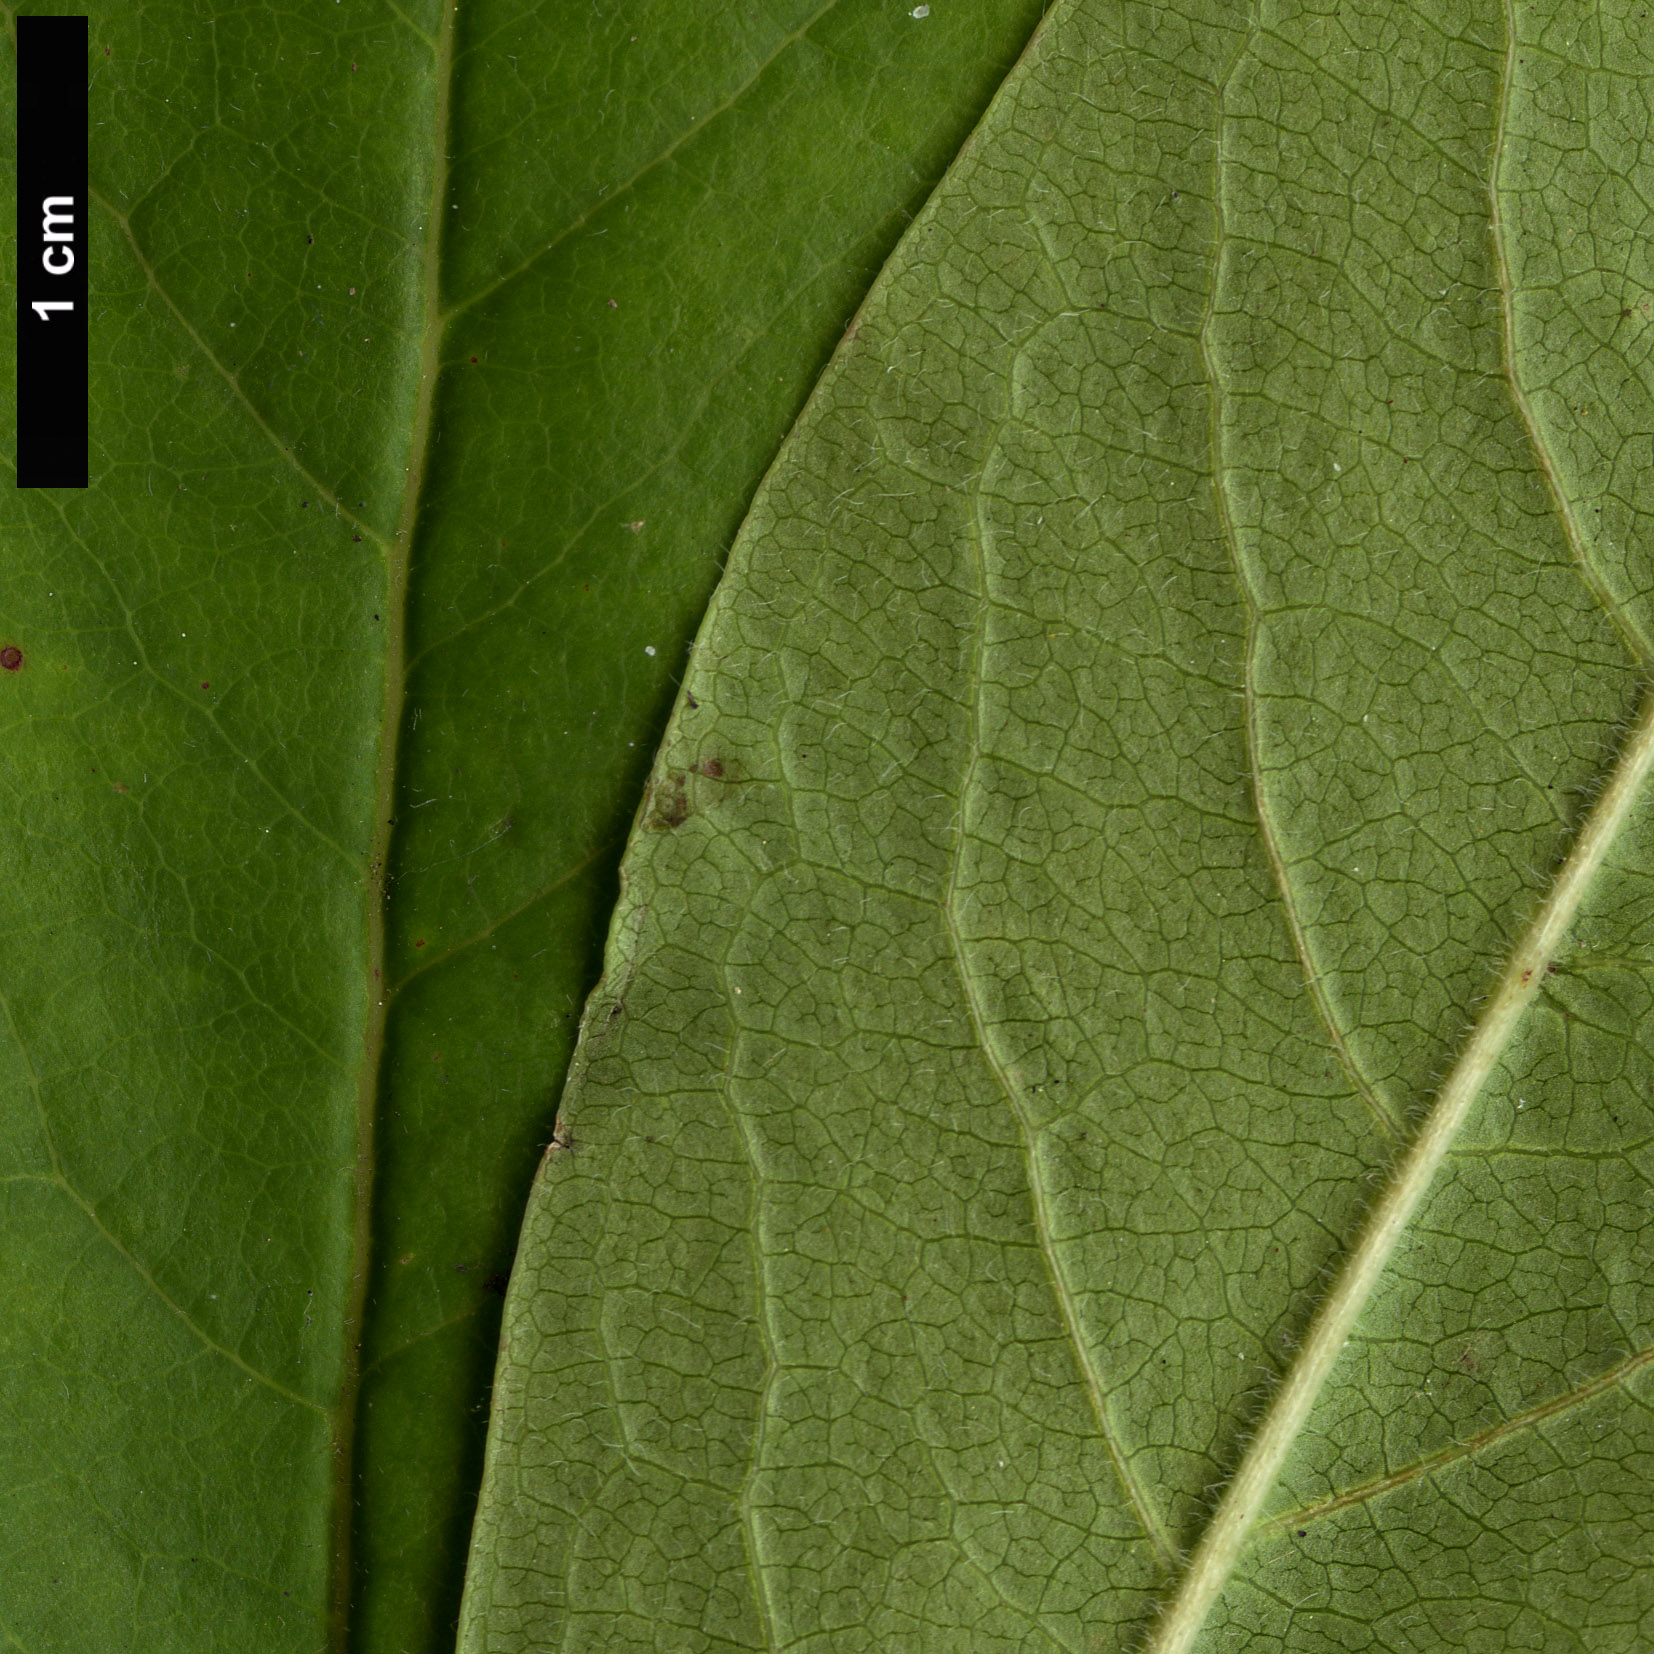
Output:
0,2,1048,1648
462,0,1654,1648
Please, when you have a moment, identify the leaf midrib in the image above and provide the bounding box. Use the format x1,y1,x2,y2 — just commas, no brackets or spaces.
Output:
328,0,458,1644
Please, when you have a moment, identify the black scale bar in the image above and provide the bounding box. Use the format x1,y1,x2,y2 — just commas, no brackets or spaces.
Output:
16,15,88,489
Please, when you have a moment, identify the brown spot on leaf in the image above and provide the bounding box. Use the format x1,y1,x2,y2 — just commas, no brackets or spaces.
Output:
695,757,725,780
642,771,690,830
0,647,21,672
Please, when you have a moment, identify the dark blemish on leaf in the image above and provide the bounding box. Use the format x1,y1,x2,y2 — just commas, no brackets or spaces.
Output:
0,647,22,672
414,939,426,948
643,771,690,830
547,1117,575,1152
455,1264,471,1274
200,681,210,691
695,757,725,780
684,689,699,709
1296,1530,1307,1539
1521,968,1533,985
306,235,313,244
483,1272,509,1296
301,500,309,508
606,1003,624,1022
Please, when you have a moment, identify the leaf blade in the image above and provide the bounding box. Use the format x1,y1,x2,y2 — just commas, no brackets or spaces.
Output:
462,0,1654,1647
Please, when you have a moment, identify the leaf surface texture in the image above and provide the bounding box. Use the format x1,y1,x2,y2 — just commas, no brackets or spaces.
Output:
463,0,1654,1648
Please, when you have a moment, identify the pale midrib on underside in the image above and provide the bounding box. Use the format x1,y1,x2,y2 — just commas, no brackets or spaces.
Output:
1142,12,1654,1648
1144,614,1654,1654
328,0,459,1646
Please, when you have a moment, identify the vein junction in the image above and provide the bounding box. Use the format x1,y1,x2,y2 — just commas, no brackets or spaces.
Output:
1143,687,1654,1654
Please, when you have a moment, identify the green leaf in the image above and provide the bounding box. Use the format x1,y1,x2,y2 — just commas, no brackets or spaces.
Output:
461,0,1654,1647
0,2,1048,1649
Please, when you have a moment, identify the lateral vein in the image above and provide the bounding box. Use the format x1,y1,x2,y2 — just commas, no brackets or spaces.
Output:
1261,1338,1654,1538
88,188,385,551
1195,21,1402,1146
1489,0,1653,669
946,417,1179,1574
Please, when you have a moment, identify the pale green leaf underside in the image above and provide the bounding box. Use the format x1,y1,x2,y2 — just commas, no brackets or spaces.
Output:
463,0,1654,1649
